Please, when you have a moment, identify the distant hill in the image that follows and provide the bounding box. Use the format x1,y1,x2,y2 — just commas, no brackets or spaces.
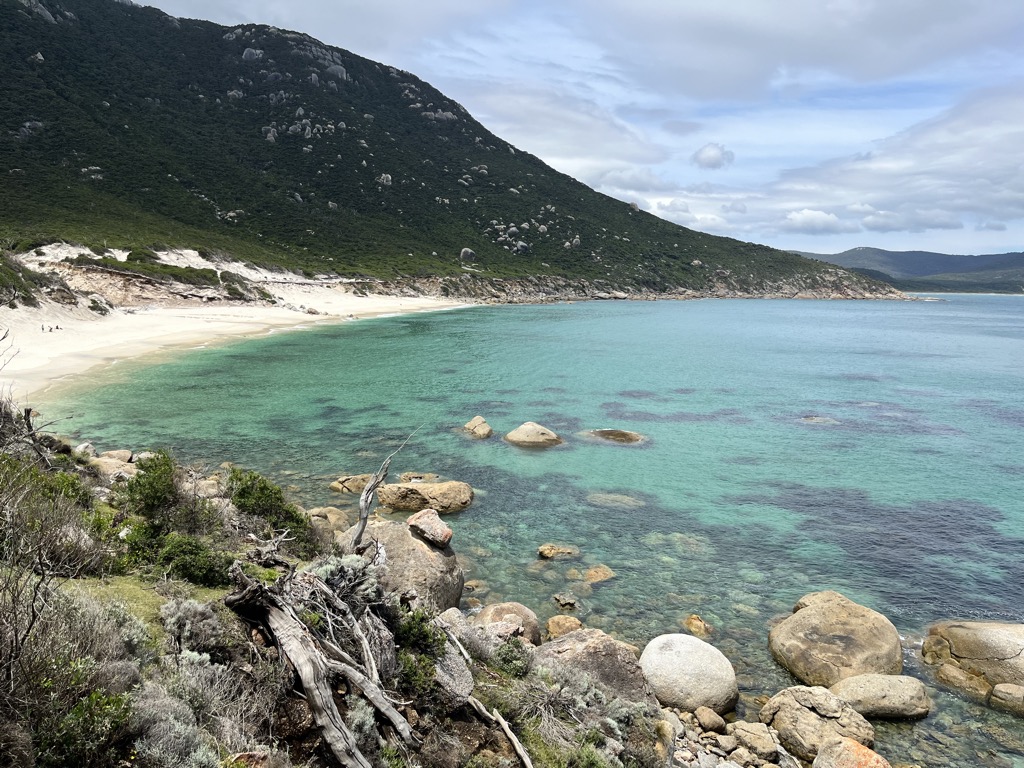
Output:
0,0,895,298
797,247,1024,293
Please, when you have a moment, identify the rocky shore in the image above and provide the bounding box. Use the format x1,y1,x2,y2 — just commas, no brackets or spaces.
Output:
84,436,1024,767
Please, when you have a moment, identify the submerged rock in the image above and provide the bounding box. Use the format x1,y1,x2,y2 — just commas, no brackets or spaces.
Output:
584,428,646,444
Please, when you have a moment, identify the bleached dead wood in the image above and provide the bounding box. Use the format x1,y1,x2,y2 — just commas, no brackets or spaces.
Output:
225,564,419,768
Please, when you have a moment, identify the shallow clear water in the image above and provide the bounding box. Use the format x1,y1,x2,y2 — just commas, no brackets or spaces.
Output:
41,295,1024,765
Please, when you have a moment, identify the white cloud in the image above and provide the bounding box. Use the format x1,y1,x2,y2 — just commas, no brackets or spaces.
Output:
782,209,861,234
691,143,735,170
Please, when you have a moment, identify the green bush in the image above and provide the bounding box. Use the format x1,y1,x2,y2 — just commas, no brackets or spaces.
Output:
35,690,131,768
157,534,231,587
115,450,178,525
493,637,532,678
0,455,93,509
228,468,318,556
394,608,446,697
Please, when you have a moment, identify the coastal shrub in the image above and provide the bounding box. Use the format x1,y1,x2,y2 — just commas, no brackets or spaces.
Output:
116,450,179,524
394,608,446,697
493,637,532,678
34,689,132,768
0,454,93,509
227,467,288,520
0,590,140,768
159,599,239,663
157,534,231,587
129,683,219,768
228,467,318,556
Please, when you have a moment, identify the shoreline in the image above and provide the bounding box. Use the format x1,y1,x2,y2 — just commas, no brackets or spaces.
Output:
0,288,468,402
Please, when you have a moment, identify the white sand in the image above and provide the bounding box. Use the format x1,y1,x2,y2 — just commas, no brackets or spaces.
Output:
0,285,466,402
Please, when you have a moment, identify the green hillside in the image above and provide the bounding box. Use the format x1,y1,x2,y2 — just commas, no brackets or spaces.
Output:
2,0,891,295
802,247,1024,292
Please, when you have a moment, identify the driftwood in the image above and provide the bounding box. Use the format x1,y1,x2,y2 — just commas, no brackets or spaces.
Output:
225,563,419,768
245,530,294,569
350,428,421,551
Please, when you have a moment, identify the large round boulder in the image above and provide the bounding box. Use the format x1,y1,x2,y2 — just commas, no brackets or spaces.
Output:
759,686,874,764
376,481,474,514
505,422,563,447
472,602,542,646
341,519,463,617
829,674,931,719
639,633,738,714
926,620,1024,688
534,628,657,708
769,591,902,686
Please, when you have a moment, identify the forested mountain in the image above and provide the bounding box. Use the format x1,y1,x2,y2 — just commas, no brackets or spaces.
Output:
1,0,894,296
802,247,1024,293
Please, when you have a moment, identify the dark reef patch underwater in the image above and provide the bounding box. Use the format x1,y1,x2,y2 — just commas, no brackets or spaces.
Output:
42,295,1024,766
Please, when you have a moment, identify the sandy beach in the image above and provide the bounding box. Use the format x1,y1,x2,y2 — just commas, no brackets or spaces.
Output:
0,282,466,402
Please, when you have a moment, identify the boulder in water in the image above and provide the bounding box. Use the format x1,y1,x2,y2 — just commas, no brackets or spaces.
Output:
505,421,562,447
376,481,473,514
829,674,931,719
768,591,902,686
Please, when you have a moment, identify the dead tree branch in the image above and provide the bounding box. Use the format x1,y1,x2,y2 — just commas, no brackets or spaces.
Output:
350,427,422,551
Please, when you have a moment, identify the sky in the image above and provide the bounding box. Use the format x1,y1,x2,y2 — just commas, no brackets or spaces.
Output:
143,0,1024,256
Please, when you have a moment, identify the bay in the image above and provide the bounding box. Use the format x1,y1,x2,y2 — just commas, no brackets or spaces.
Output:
42,294,1024,765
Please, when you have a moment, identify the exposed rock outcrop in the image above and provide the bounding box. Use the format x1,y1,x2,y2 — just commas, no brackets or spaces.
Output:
534,628,658,708
341,519,463,617
925,620,1024,687
462,415,493,439
639,633,738,715
759,686,874,764
505,421,562,447
472,602,542,646
811,737,892,768
328,473,373,493
828,674,931,719
769,591,902,686
406,508,452,548
377,480,473,514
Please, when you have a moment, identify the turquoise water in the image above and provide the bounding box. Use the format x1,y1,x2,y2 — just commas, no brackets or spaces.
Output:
41,295,1024,765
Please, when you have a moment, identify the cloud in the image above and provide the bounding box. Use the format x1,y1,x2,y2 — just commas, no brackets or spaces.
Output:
977,221,1007,232
861,210,963,233
663,120,702,136
691,143,735,169
593,167,678,194
782,209,861,235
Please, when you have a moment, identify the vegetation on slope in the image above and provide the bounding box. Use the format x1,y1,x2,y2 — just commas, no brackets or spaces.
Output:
1,0,890,295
